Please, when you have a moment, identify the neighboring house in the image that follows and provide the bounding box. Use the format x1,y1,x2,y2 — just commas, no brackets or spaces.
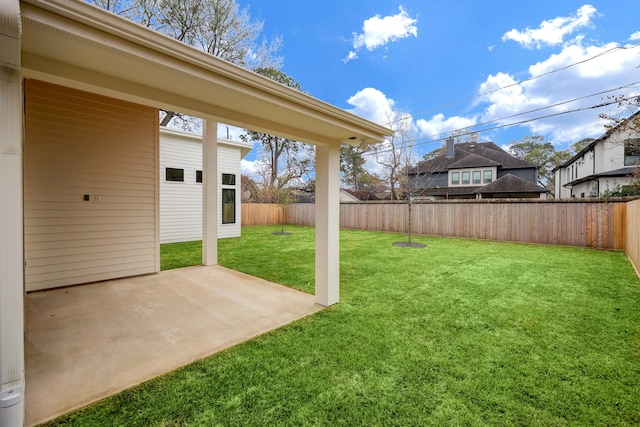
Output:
1,1,390,422
289,188,315,203
160,127,252,243
409,139,549,199
340,189,380,201
553,112,640,199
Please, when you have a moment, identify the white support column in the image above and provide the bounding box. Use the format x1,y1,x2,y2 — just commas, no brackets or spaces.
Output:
202,120,218,266
0,1,25,424
315,142,341,306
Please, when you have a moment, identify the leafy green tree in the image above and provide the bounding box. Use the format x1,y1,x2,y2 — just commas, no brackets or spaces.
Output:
340,144,367,190
509,136,562,187
569,138,595,154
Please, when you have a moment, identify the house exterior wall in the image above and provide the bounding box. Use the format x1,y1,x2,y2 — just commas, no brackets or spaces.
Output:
411,171,447,188
217,144,242,239
159,129,243,243
23,80,159,291
555,129,634,198
160,131,202,243
448,166,497,186
497,168,537,183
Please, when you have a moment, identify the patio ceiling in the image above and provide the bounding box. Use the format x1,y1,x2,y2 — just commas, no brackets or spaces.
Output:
19,0,391,146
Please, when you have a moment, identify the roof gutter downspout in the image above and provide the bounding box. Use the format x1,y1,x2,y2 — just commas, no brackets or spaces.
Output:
0,1,25,426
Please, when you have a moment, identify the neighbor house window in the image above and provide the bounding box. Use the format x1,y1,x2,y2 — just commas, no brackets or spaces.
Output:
624,139,640,166
222,188,235,224
166,167,184,182
196,170,203,183
483,170,492,183
451,172,460,185
462,171,470,185
472,171,481,184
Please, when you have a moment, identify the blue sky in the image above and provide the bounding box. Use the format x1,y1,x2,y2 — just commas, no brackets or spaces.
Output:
230,1,640,175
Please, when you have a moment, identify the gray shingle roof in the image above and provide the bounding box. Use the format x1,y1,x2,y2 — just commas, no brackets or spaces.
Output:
475,173,548,194
412,141,536,173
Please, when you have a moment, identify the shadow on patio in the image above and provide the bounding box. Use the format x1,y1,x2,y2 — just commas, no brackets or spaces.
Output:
24,265,322,426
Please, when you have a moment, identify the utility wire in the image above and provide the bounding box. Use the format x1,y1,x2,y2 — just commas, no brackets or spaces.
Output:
363,91,640,158
382,45,640,127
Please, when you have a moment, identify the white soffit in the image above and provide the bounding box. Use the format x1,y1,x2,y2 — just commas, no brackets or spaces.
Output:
19,0,391,146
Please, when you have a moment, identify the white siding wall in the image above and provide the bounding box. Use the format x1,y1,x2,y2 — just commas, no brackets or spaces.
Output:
24,80,159,291
159,131,203,243
596,138,625,173
159,130,244,243
217,145,242,239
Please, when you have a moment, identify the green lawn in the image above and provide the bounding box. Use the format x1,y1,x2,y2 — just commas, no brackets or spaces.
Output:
50,226,640,426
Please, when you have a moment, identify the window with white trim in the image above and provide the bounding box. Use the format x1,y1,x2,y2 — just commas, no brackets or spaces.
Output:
166,167,184,182
222,173,236,224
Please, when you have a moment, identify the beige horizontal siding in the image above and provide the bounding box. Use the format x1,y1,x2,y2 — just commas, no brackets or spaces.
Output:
24,79,159,291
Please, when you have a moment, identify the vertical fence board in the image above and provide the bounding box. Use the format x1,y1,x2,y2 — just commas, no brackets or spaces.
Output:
243,199,637,253
625,200,638,273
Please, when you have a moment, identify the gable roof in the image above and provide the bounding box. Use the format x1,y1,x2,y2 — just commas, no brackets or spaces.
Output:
411,141,536,173
553,109,640,172
341,189,380,201
475,173,548,194
448,153,501,169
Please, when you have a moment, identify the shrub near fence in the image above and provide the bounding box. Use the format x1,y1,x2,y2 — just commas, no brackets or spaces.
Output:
243,199,631,250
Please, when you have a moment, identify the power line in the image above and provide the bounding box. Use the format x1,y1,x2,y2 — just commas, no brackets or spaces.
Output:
382,45,640,127
363,91,640,158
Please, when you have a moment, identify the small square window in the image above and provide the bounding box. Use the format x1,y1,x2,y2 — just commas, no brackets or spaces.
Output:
222,173,236,185
472,171,481,184
451,172,460,185
196,170,203,183
462,172,470,185
483,170,492,183
166,168,184,182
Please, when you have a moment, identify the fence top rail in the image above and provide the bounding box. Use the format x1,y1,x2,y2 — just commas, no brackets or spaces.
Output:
338,196,639,205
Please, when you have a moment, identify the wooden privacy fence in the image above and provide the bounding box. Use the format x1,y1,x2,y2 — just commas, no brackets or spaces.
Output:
627,198,640,274
243,200,632,250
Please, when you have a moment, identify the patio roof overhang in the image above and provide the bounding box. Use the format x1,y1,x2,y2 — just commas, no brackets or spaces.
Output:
1,1,392,424
19,0,391,146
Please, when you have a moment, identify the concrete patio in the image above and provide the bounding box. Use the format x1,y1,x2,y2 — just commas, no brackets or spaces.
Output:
24,266,322,426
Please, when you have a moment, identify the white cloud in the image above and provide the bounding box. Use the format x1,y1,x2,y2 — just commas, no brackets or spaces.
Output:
629,31,640,41
476,42,640,144
346,87,396,124
240,158,259,175
344,6,417,62
502,4,598,49
415,114,478,140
